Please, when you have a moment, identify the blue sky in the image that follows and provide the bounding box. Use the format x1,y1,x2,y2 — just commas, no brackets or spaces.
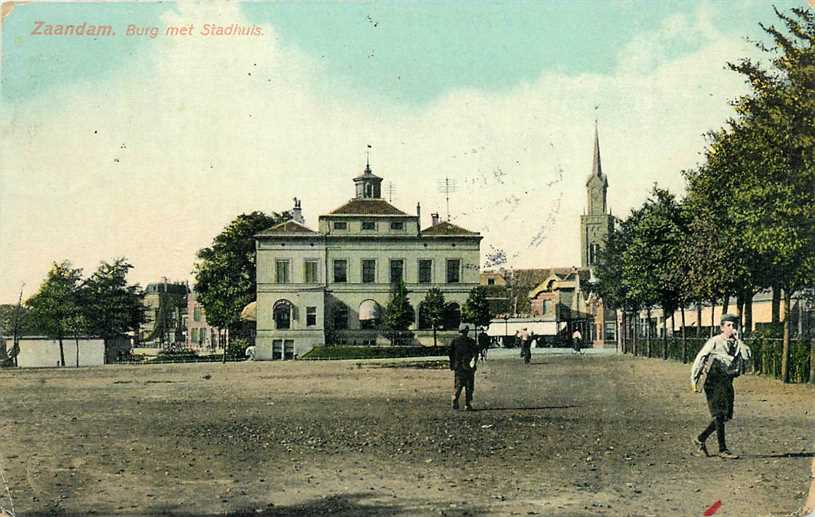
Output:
2,1,805,105
0,1,810,301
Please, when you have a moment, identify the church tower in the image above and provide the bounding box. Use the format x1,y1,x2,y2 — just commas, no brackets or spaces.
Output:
580,123,614,269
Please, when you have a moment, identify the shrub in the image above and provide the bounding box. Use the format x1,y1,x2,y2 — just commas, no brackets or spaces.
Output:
225,338,252,360
301,346,446,361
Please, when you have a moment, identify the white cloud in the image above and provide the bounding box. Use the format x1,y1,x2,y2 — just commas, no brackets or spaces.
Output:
0,2,756,300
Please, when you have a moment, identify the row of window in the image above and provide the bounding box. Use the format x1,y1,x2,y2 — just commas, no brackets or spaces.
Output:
272,300,462,331
332,221,404,232
273,302,319,329
274,258,461,284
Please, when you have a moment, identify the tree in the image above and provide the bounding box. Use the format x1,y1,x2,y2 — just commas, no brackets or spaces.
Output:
649,188,685,358
720,7,815,381
25,261,83,367
81,258,145,341
464,286,493,350
463,286,492,330
194,211,288,337
421,288,446,347
591,219,626,351
383,280,414,345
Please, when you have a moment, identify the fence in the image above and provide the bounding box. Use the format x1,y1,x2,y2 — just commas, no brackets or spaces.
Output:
620,335,814,384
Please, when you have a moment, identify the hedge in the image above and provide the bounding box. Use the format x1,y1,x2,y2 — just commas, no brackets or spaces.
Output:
301,346,448,361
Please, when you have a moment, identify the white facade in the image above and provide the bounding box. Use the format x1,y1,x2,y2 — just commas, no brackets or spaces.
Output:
254,165,482,359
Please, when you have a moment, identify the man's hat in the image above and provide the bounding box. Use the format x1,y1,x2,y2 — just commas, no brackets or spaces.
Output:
720,313,739,325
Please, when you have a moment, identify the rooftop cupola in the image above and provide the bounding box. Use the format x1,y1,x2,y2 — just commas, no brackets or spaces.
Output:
353,157,383,199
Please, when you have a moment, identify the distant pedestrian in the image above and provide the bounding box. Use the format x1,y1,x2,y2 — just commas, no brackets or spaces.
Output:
519,327,531,364
572,329,583,354
448,324,479,410
477,329,490,363
690,313,752,460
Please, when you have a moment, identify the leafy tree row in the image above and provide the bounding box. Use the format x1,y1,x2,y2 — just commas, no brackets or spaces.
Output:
23,259,145,367
383,283,493,346
592,7,815,382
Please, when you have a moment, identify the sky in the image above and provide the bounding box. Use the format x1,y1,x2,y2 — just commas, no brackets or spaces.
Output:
0,0,809,302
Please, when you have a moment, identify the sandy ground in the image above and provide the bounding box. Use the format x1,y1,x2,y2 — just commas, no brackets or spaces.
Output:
0,352,813,516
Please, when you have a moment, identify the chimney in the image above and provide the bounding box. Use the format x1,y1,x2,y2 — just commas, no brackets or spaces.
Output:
416,202,421,235
431,212,440,226
291,197,304,224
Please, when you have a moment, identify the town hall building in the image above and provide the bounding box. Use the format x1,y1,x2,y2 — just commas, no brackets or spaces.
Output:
253,162,482,359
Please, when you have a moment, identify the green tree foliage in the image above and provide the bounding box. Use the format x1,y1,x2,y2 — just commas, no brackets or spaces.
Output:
25,261,83,367
383,280,414,343
0,305,36,336
585,7,814,376
463,286,492,329
194,211,288,335
421,288,446,347
722,7,815,381
591,218,631,312
82,258,145,340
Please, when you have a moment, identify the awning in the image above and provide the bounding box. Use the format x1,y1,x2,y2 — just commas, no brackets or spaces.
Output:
486,319,563,337
240,301,257,322
358,300,381,321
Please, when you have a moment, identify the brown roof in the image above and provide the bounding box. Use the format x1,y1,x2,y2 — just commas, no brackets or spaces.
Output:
255,220,318,236
328,199,408,216
421,221,479,236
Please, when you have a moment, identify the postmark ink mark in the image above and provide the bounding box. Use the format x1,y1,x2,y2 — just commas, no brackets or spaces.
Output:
703,500,722,516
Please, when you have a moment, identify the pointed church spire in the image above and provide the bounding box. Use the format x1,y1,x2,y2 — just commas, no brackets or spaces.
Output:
592,119,602,178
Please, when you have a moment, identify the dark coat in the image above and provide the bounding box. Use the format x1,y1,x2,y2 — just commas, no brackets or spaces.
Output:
449,334,478,371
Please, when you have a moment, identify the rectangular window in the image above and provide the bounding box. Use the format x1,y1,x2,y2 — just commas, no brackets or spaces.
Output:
605,322,617,341
333,221,347,230
390,221,404,231
283,340,295,360
362,259,376,283
193,306,201,321
390,259,404,284
418,259,432,284
306,306,317,327
304,259,319,283
275,259,290,284
361,221,376,231
333,260,347,283
446,259,461,283
488,278,496,285
191,328,199,343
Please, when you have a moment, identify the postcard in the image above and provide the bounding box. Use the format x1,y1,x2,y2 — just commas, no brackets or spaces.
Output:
1,1,813,516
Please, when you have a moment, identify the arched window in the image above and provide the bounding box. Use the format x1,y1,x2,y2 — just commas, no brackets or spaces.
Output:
589,243,600,265
358,299,381,330
273,300,293,329
443,303,461,330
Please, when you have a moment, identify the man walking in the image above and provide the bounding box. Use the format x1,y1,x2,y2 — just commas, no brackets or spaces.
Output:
477,328,490,363
572,328,583,354
690,313,752,460
449,324,479,410
519,327,532,364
